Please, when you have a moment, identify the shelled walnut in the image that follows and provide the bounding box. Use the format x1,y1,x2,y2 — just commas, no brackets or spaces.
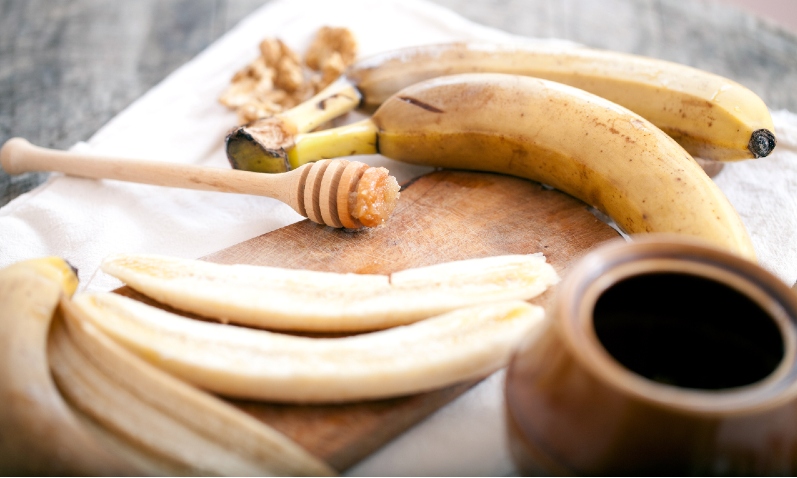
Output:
219,27,357,124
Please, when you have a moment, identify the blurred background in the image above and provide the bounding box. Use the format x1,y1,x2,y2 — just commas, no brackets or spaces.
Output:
723,0,797,32
1,0,796,206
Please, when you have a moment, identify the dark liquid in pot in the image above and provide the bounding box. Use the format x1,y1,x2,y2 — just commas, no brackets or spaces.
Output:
593,272,784,389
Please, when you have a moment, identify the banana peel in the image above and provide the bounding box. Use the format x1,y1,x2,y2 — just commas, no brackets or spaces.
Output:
0,258,134,475
52,297,335,476
0,257,334,475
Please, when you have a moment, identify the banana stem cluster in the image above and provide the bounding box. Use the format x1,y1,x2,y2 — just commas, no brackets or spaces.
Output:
226,77,362,173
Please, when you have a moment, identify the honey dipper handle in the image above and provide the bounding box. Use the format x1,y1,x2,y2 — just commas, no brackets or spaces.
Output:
0,137,302,205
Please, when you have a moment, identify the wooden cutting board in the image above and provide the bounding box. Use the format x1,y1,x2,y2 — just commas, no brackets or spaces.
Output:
117,168,620,472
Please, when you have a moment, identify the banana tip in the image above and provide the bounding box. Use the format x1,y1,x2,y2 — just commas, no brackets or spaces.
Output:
749,129,776,158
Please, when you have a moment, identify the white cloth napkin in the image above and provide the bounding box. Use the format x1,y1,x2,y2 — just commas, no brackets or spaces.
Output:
1,0,796,475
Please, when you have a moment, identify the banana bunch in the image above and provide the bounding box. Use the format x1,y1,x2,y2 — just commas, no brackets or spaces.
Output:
238,73,756,260
226,42,776,173
0,258,334,475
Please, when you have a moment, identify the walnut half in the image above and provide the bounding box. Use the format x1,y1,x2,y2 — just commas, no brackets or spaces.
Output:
219,27,358,125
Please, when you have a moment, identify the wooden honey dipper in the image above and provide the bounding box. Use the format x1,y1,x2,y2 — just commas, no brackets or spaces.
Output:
0,138,400,229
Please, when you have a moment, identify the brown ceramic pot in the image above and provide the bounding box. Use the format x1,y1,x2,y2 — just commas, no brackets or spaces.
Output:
505,235,797,475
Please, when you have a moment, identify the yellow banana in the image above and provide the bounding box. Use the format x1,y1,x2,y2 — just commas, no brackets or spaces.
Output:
226,42,776,173
68,292,545,403
0,258,133,474
275,73,754,260
100,253,559,332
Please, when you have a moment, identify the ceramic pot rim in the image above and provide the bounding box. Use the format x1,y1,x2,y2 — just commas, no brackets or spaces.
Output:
557,234,797,415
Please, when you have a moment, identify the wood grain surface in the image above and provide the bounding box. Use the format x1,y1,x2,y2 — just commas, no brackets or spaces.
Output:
116,169,620,471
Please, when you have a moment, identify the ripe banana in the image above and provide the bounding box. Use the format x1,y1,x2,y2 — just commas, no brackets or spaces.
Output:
0,258,132,475
252,73,756,260
68,291,546,403
100,252,559,332
51,297,335,476
226,42,776,173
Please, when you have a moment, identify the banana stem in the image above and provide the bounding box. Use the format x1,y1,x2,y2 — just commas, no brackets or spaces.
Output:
287,119,379,170
283,77,363,133
226,78,363,173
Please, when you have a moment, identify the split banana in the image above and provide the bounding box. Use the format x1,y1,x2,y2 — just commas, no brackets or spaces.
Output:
226,42,776,173
239,73,756,260
51,297,335,476
0,258,132,475
68,292,546,403
100,252,559,332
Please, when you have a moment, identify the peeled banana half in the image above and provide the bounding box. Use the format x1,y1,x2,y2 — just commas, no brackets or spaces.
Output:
68,291,546,403
227,42,776,173
101,252,560,332
262,73,755,260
